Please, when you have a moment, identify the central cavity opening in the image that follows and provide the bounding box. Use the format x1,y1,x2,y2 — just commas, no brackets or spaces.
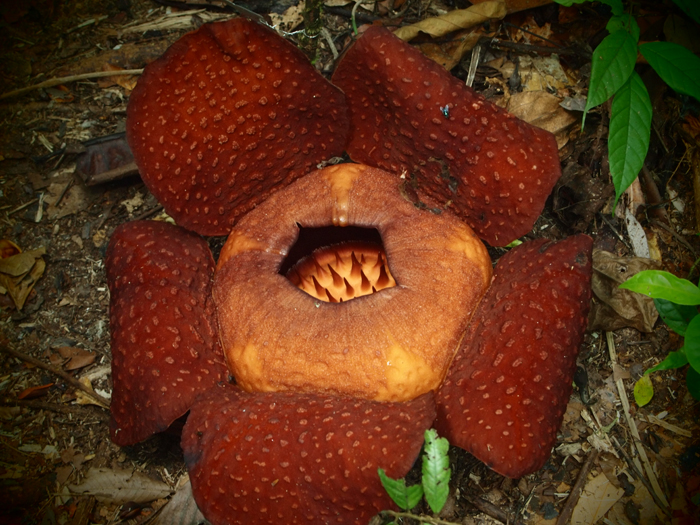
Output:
280,226,397,303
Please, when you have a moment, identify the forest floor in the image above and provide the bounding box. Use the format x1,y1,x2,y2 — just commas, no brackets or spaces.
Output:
0,0,699,524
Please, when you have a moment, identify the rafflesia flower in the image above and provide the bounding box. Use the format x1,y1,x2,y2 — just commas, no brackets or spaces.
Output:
107,17,593,525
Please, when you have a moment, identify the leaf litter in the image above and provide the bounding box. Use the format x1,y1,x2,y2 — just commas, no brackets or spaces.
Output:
0,0,698,524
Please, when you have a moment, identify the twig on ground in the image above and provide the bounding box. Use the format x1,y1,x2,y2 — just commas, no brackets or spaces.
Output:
1,398,109,418
649,218,697,256
606,332,670,510
465,495,522,524
555,448,600,525
489,39,590,58
0,344,110,409
0,69,143,101
611,435,672,518
83,161,140,186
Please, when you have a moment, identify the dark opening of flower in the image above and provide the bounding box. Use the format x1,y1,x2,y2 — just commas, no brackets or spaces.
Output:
281,225,396,303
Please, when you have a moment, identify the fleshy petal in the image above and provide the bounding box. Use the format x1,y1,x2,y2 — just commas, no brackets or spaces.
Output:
106,220,227,446
435,235,593,478
332,26,561,247
182,383,436,524
127,18,349,236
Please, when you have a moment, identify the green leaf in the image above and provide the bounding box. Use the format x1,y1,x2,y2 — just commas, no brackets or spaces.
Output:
619,270,700,305
584,30,638,121
600,0,624,15
607,14,640,42
552,0,590,6
645,350,688,374
377,468,423,511
653,298,698,335
672,0,700,25
608,71,652,208
553,0,622,14
686,366,700,400
684,315,700,372
633,375,654,406
421,429,451,514
639,42,700,103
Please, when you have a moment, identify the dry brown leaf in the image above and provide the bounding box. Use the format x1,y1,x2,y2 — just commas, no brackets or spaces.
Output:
571,472,625,524
152,477,208,525
57,347,96,371
69,468,172,503
518,55,572,93
0,247,46,310
506,91,577,148
269,3,304,32
0,251,37,277
394,1,506,42
45,181,91,219
587,250,661,333
415,31,483,70
0,239,21,259
97,64,138,92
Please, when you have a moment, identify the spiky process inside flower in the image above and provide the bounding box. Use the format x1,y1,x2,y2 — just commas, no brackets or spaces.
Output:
286,242,396,302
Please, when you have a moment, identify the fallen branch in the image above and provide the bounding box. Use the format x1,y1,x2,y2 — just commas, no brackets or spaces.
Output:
555,448,599,525
0,69,143,101
1,397,109,418
83,161,140,186
0,344,110,409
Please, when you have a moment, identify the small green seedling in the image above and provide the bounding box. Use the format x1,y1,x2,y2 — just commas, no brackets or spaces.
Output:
554,0,700,209
378,429,452,523
619,270,700,402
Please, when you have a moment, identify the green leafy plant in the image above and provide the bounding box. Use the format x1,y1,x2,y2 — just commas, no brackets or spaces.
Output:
619,270,700,401
378,429,452,524
554,0,700,208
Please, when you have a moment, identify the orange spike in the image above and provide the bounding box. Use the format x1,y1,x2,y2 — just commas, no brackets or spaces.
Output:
350,252,362,281
360,269,371,292
376,264,391,289
344,277,355,299
328,264,344,289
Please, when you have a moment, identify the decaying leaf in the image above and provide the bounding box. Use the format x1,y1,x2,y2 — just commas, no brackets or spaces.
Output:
56,346,97,371
415,30,485,70
0,246,46,310
518,55,573,93
17,383,54,400
269,3,304,32
96,63,138,92
507,91,577,148
0,239,21,259
588,250,661,332
393,1,506,41
153,478,209,525
571,472,625,525
44,180,93,219
69,467,172,503
74,376,110,408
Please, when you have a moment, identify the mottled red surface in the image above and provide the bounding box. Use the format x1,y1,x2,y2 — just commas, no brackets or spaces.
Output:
332,26,562,247
182,383,436,524
106,221,227,446
127,17,349,235
435,235,593,478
